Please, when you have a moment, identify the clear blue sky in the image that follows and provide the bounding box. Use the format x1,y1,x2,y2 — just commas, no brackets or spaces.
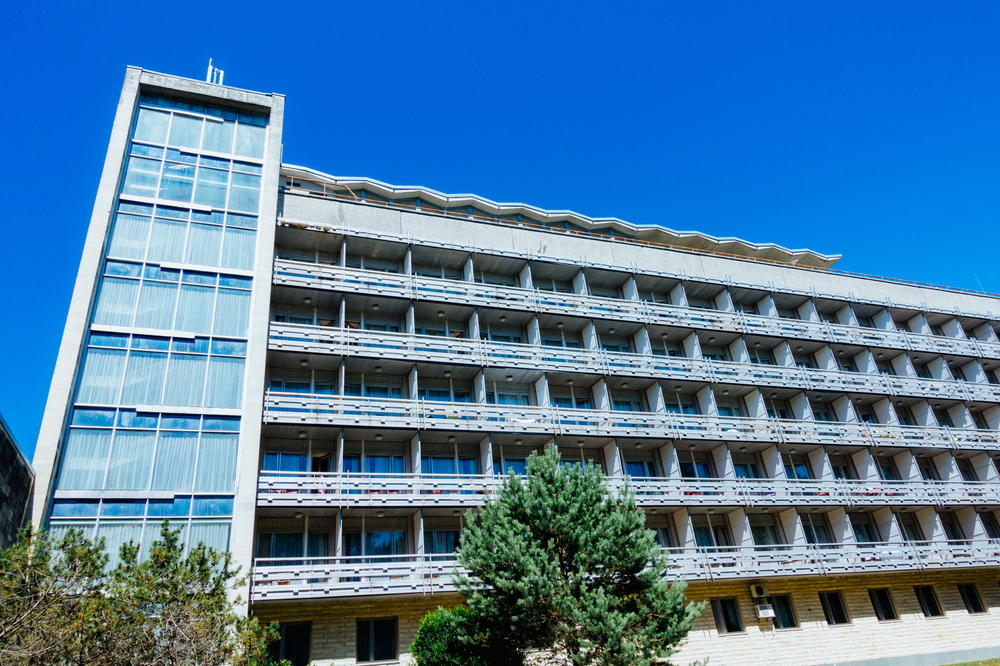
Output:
3,2,1000,459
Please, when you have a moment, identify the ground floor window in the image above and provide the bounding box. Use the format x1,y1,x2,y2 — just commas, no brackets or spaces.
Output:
958,583,986,614
357,617,398,662
914,586,944,617
818,591,850,625
711,598,743,634
868,588,898,621
268,622,310,666
768,594,798,629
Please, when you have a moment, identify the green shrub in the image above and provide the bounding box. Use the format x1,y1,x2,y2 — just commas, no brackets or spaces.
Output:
411,606,489,666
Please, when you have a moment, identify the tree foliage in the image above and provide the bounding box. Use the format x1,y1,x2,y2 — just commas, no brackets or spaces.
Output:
0,523,285,666
413,447,702,666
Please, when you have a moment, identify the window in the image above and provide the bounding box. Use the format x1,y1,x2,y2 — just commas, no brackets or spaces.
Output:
356,618,397,662
868,588,898,621
711,598,743,634
768,594,798,629
958,583,986,614
269,622,311,666
819,591,850,625
914,586,944,618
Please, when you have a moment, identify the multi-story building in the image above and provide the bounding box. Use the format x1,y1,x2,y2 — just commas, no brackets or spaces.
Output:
0,414,34,548
31,67,1000,665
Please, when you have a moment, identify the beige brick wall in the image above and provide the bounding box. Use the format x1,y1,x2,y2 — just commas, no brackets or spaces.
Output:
254,569,1000,665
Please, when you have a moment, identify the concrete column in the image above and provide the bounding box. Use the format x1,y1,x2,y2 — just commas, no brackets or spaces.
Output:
909,313,932,335
592,380,611,411
928,357,951,380
403,246,413,275
334,431,345,473
917,508,945,542
534,374,551,407
874,398,899,425
715,288,736,312
891,352,917,378
582,322,600,351
942,318,965,339
971,452,1000,483
658,442,681,479
814,346,838,371
711,444,735,480
518,263,533,290
810,448,834,480
973,322,1000,344
696,386,718,417
463,255,475,282
527,316,541,346
798,299,821,322
959,508,988,542
829,508,854,546
730,509,753,548
670,283,688,307
780,508,807,546
832,395,857,422
894,450,921,481
758,295,778,318
645,383,666,413
623,276,640,301
682,332,702,359
934,452,961,482
473,371,487,404
633,327,653,356
410,433,422,474
728,337,750,364
761,445,787,480
603,441,623,477
790,392,814,420
479,437,493,476
468,310,481,340
405,304,416,334
572,270,588,295
841,304,860,327
853,449,880,481
856,349,879,374
407,366,419,400
773,342,795,367
744,390,769,419
873,309,895,331
876,508,903,543
413,511,424,556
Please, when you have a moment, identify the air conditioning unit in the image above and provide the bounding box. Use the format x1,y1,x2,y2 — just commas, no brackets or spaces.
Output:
754,603,776,619
749,583,769,598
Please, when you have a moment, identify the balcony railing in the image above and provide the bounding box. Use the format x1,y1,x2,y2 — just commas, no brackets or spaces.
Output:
268,323,1000,403
263,392,1000,450
257,471,1000,508
272,260,1000,360
250,540,1000,601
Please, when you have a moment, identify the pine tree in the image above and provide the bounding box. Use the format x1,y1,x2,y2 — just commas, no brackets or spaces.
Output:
416,446,702,666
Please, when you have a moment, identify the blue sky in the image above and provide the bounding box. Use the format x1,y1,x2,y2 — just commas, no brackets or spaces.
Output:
3,2,1000,458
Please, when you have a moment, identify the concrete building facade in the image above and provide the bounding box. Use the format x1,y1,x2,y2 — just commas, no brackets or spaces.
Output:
32,68,1000,665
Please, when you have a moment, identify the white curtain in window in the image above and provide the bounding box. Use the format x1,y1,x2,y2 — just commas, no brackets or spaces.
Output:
120,351,167,405
49,521,96,543
174,285,214,334
234,124,264,158
169,114,203,150
163,353,206,406
134,108,170,144
108,214,150,260
187,521,231,553
151,431,197,491
57,428,111,489
93,278,139,327
195,433,238,492
139,521,164,561
96,522,143,567
134,281,177,330
213,289,250,337
202,119,234,154
221,228,256,271
105,430,155,490
185,223,222,267
147,218,187,263
77,348,126,404
205,357,244,408
228,173,260,213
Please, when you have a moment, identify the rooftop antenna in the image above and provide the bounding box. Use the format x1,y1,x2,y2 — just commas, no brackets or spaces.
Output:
206,58,225,85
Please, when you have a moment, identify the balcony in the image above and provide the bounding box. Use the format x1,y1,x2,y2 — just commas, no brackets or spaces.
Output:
268,323,1000,403
263,392,1000,450
257,471,1000,508
271,260,1000,360
250,540,1000,601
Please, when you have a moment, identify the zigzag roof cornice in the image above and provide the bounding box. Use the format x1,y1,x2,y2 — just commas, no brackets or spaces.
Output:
280,164,842,269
